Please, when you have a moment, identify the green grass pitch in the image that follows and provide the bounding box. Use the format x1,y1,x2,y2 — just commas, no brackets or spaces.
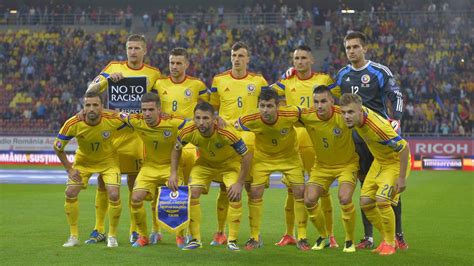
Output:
0,171,472,265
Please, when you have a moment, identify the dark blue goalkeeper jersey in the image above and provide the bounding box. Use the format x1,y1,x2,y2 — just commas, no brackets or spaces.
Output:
329,60,403,120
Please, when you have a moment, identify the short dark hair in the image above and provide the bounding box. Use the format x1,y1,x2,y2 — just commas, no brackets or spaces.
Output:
232,41,249,54
344,31,367,46
295,45,312,52
194,101,215,114
84,91,103,103
170,47,189,60
313,85,331,95
339,93,363,106
127,34,146,44
258,88,279,104
141,92,161,107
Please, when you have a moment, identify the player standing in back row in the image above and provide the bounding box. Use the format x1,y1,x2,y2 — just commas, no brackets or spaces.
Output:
208,41,268,246
273,45,337,248
329,31,407,249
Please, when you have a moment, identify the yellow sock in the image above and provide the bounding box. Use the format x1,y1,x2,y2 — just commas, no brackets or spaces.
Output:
65,196,79,237
284,190,295,236
377,201,395,246
108,199,122,237
294,198,308,240
189,198,201,241
128,190,137,235
340,202,356,241
320,193,334,236
94,188,108,233
361,202,383,236
216,191,229,233
227,201,242,241
306,204,327,238
131,201,147,237
248,198,263,240
151,195,160,233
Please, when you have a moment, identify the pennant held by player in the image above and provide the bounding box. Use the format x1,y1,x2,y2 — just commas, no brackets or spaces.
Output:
157,186,190,233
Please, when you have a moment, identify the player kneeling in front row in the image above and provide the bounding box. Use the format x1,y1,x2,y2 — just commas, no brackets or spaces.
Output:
54,92,124,248
168,102,253,251
340,93,410,256
299,86,359,252
118,93,188,247
235,89,309,250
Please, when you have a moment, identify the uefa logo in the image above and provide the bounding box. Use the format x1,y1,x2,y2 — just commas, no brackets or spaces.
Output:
333,127,342,136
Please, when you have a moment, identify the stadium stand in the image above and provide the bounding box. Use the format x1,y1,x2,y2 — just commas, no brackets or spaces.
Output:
0,3,472,136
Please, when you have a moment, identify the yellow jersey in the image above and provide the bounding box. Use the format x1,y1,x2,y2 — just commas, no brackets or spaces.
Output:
210,70,268,122
154,75,209,118
92,61,162,93
235,106,300,160
54,112,125,172
91,61,162,158
177,121,248,163
120,113,186,165
273,72,334,108
300,106,359,168
355,107,410,165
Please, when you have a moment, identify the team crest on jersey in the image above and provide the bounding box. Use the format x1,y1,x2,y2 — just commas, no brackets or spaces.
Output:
163,130,172,138
361,74,370,84
247,84,256,95
215,142,224,148
280,128,290,135
333,127,342,136
102,131,111,139
184,88,192,97
55,141,62,149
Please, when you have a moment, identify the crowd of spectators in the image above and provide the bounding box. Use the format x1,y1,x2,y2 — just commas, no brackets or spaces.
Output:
324,8,472,136
2,3,132,26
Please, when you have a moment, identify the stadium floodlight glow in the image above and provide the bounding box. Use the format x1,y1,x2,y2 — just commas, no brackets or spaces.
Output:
10,10,18,14
341,9,356,14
